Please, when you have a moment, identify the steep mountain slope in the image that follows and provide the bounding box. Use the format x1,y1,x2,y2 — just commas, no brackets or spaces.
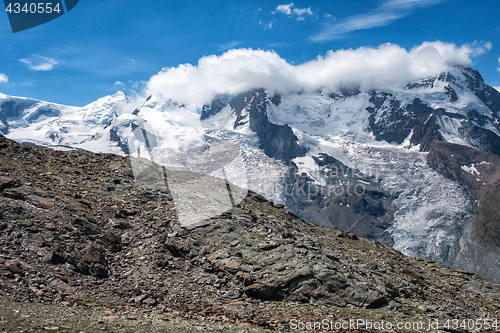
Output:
428,140,500,283
2,134,500,332
1,65,500,282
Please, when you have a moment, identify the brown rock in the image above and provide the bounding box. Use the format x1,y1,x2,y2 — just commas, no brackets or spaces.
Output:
29,285,44,297
143,298,156,306
165,238,190,257
49,278,76,294
5,260,23,275
245,282,278,300
133,294,147,303
76,245,109,278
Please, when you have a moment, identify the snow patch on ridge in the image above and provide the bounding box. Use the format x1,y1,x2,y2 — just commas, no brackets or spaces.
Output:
461,164,480,176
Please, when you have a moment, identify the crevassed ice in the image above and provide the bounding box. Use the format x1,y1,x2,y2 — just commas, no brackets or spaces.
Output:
341,143,473,265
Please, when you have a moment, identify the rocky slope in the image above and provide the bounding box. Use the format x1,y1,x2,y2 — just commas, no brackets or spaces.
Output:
2,134,500,332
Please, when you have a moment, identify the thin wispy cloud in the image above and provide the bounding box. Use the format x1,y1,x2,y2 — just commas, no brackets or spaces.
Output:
19,55,59,71
466,41,492,56
0,73,8,83
312,0,445,42
266,41,291,49
273,2,313,20
219,41,242,51
114,81,124,86
259,21,273,30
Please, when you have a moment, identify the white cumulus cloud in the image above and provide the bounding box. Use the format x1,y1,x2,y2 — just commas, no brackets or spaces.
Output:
274,3,313,20
494,87,500,93
275,3,293,15
19,55,59,71
0,73,8,83
293,7,313,16
146,41,488,108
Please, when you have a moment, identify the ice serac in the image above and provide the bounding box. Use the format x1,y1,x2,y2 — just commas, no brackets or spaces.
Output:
2,65,500,282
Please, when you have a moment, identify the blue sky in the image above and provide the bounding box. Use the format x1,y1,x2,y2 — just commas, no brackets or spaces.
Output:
1,0,500,106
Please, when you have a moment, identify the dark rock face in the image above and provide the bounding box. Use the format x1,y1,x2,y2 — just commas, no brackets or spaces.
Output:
108,119,158,155
409,114,443,152
458,122,500,156
202,89,306,162
284,154,395,245
200,96,232,121
366,92,500,155
367,92,406,144
428,140,500,200
109,127,130,154
367,95,440,147
248,101,306,162
2,134,500,327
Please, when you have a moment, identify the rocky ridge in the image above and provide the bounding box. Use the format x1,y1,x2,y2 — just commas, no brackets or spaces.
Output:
2,134,500,331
